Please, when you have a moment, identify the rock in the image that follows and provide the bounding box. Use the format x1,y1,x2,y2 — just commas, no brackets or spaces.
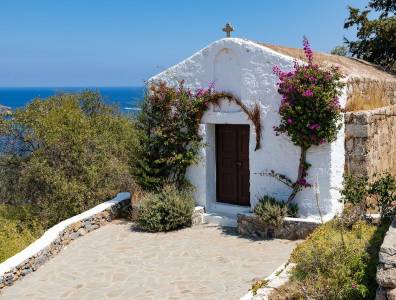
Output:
70,221,82,232
376,217,396,296
388,288,396,300
345,124,370,138
353,111,371,125
91,224,100,231
0,104,11,115
69,232,80,240
34,255,48,269
4,273,14,285
380,221,396,258
376,287,387,300
20,269,32,276
377,267,396,288
78,228,87,236
84,221,93,232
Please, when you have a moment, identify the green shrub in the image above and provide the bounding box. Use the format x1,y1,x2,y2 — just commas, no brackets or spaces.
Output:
254,196,298,227
289,220,388,299
133,82,208,191
0,92,137,227
342,175,369,206
342,173,396,222
137,184,195,232
0,204,43,263
369,173,396,221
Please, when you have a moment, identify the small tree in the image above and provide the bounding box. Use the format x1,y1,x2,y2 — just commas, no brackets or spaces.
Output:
273,37,344,203
331,45,349,56
344,0,396,72
0,92,136,226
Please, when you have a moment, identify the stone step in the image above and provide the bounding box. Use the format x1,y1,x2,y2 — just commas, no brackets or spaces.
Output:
203,212,238,227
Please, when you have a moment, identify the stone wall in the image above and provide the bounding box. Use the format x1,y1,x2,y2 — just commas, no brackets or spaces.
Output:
345,104,396,178
0,194,130,291
237,214,320,240
376,218,396,299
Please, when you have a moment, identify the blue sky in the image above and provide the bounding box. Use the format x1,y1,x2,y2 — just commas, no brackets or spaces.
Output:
0,0,368,87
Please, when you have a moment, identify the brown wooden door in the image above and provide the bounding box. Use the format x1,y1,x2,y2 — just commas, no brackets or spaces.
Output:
216,124,250,206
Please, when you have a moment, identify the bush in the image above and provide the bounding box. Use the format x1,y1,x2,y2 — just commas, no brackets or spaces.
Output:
288,220,388,299
254,196,298,227
0,92,137,227
369,173,396,221
133,82,211,191
342,175,369,206
342,173,396,222
136,184,195,232
0,204,43,263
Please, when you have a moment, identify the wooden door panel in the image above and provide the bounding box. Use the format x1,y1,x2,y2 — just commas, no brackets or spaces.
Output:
216,124,250,206
237,125,250,205
216,125,237,204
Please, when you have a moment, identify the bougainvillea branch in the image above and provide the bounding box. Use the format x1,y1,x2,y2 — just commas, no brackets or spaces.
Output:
135,80,262,190
257,170,294,188
272,37,345,203
203,92,262,150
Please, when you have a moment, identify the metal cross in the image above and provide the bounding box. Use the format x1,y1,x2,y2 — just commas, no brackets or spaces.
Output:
222,23,234,38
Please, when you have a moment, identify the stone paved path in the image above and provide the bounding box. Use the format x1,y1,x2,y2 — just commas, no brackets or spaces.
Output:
0,221,299,300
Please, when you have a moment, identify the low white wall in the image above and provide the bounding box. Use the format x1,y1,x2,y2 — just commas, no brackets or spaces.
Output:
0,192,130,278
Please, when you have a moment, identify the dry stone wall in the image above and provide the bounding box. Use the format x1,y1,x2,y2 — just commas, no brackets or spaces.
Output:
237,214,320,240
345,105,396,178
376,218,396,299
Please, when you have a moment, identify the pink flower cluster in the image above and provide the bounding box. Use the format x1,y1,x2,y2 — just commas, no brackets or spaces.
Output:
195,82,215,97
308,123,320,130
296,178,310,188
303,89,314,97
303,36,313,65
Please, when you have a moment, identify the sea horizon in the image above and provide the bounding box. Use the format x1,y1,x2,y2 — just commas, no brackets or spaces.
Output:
0,86,145,112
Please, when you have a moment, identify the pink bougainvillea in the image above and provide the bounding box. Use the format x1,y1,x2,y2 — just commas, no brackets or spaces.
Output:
272,37,345,202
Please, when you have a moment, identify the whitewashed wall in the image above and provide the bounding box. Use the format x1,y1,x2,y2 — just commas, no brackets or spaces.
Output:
150,38,346,219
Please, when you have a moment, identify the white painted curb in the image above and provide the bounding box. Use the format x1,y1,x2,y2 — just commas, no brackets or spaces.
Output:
240,262,295,300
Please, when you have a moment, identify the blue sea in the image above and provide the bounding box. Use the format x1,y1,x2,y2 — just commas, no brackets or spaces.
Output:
0,87,145,113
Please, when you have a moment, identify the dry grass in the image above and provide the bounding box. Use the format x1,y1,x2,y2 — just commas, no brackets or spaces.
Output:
254,41,395,112
268,281,303,300
345,79,391,112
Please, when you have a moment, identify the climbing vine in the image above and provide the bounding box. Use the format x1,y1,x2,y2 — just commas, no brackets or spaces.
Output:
133,80,261,191
200,91,262,150
272,37,344,203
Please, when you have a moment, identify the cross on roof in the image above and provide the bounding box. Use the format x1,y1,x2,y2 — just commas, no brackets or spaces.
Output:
222,23,234,38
